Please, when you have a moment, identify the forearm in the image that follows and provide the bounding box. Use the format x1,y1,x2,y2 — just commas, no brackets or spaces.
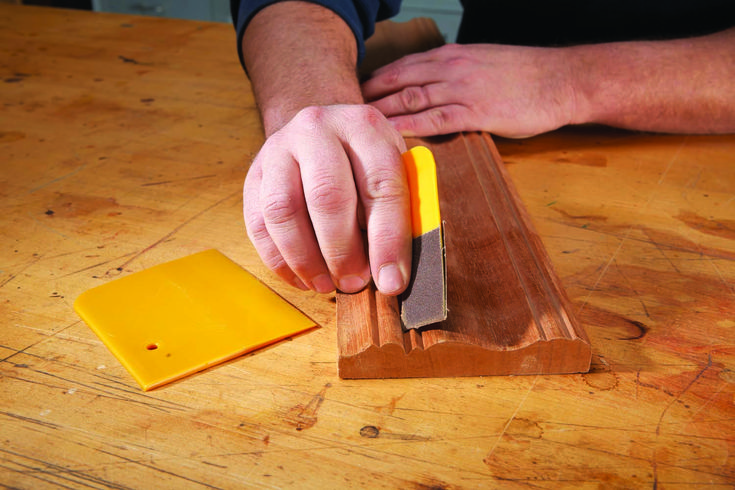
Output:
569,28,735,134
241,1,364,136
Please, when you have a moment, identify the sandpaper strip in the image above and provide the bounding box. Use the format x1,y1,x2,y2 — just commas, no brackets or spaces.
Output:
399,146,447,329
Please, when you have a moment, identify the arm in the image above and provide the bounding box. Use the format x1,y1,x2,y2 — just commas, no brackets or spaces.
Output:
572,28,735,134
241,1,412,295
242,1,363,134
362,28,735,137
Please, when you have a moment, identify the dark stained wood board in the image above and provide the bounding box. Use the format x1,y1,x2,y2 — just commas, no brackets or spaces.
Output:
337,132,592,378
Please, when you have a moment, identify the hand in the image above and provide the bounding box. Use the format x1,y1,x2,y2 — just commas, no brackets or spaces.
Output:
243,104,412,295
362,43,577,138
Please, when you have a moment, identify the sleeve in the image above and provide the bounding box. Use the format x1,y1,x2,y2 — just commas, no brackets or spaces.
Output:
230,0,401,71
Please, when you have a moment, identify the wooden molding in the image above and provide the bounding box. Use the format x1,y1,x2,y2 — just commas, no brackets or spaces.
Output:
337,133,591,378
361,18,445,77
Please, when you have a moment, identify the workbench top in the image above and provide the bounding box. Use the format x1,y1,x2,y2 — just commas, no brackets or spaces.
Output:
2,5,734,488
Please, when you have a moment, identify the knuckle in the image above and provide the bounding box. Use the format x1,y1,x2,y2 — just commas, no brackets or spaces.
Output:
446,56,471,70
293,105,327,130
243,203,269,242
245,217,270,244
362,169,406,204
262,253,289,273
261,193,302,225
437,45,470,68
320,246,353,265
243,204,263,233
383,65,401,86
439,43,461,54
306,180,355,214
399,86,428,112
242,221,291,273
427,108,452,132
353,104,386,128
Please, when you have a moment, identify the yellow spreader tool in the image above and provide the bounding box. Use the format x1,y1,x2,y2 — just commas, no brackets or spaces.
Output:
74,249,316,391
400,146,447,329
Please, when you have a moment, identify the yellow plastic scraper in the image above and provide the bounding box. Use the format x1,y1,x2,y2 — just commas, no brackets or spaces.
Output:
74,249,316,391
399,146,447,329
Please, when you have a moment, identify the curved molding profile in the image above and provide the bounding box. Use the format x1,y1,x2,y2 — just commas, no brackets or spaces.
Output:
337,133,591,379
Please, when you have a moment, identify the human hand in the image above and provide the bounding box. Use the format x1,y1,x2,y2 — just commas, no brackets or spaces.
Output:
243,104,412,295
362,43,578,138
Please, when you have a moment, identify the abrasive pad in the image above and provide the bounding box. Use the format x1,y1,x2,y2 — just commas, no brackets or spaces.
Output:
399,146,447,329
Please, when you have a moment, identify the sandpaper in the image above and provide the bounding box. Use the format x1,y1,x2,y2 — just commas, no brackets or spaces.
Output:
399,146,447,329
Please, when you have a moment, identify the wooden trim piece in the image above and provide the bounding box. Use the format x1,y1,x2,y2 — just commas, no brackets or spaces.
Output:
337,133,591,378
361,18,445,77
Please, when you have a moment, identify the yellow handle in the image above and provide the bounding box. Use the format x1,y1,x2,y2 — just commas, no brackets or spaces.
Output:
403,146,441,237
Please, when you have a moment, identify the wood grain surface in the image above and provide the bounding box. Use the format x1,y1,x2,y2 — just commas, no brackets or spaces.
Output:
2,5,734,489
338,133,591,378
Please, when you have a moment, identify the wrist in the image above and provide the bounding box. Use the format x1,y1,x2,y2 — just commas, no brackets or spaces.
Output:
561,45,599,127
261,82,364,137
242,1,363,136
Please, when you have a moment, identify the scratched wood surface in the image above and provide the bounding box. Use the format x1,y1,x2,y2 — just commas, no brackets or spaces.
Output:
1,5,734,489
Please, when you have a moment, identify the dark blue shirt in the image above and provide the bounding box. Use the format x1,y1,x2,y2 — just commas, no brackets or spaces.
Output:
231,0,735,70
231,0,400,68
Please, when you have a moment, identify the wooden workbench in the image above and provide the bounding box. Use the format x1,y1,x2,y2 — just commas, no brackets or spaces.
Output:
2,5,734,488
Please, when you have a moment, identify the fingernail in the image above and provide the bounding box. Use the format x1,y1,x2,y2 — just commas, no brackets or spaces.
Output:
312,274,335,294
378,262,405,294
338,275,368,293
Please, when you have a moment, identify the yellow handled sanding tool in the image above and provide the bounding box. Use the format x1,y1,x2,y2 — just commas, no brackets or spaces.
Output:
399,146,447,329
